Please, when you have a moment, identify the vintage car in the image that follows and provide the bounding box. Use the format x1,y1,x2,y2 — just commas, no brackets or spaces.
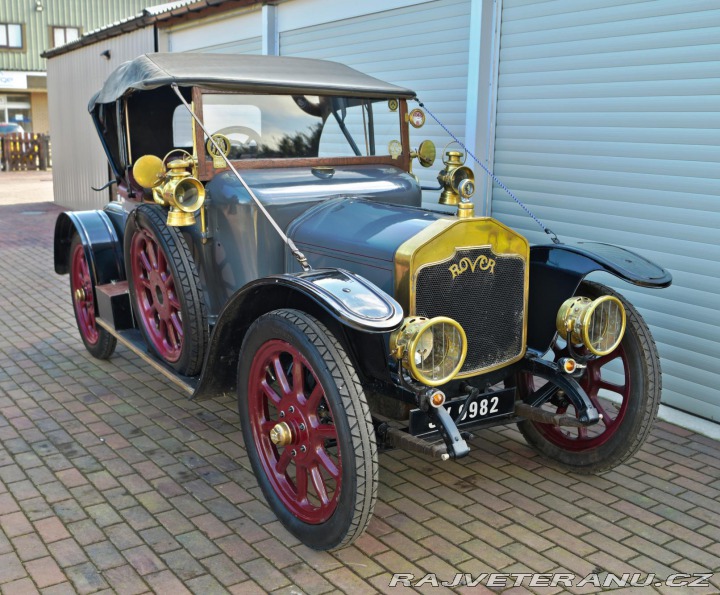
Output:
54,53,671,551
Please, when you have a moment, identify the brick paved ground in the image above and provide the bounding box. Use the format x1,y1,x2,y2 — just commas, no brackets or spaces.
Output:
0,177,719,594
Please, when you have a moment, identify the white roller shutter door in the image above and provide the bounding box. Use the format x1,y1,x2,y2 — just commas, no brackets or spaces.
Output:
280,0,471,201
492,0,720,420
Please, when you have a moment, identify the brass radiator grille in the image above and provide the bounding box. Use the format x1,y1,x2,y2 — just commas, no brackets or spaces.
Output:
414,246,526,376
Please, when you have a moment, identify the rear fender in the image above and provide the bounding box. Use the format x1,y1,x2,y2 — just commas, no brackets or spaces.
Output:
54,210,124,284
192,269,403,400
528,242,671,352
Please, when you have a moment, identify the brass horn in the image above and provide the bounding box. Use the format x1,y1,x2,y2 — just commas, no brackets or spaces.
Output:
132,152,205,227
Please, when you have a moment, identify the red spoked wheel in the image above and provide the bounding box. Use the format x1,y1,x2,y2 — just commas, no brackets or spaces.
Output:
130,228,184,363
248,339,341,523
238,309,378,550
68,235,116,359
124,205,207,376
513,281,661,473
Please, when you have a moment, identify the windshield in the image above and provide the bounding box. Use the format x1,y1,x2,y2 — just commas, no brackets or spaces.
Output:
181,93,403,161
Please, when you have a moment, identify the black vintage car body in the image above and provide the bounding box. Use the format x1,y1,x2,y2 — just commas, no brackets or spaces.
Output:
54,53,671,550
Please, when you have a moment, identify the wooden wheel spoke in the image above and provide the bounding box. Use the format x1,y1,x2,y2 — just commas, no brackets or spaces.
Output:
261,378,282,405
139,251,153,274
295,465,309,501
272,356,291,396
168,292,181,310
170,312,183,337
145,241,158,271
306,383,324,412
315,447,339,479
276,448,292,476
599,380,625,395
314,423,337,442
292,361,304,398
309,464,330,505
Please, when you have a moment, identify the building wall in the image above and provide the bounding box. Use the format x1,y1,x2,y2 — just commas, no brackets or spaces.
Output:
0,0,152,72
47,26,155,210
30,91,48,133
491,0,720,421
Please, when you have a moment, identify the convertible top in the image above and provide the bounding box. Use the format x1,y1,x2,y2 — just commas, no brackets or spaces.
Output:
89,52,416,109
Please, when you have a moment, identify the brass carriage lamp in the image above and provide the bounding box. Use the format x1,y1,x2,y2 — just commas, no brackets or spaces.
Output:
437,149,475,207
132,153,206,227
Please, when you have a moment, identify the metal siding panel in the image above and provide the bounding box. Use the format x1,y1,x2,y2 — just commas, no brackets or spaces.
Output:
189,37,262,55
493,0,720,420
279,0,471,204
47,27,155,211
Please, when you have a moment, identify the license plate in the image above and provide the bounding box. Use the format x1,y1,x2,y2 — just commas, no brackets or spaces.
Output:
409,388,516,436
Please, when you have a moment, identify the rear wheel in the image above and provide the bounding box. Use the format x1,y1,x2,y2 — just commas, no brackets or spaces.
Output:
125,205,207,376
68,234,116,359
238,309,378,550
513,281,661,473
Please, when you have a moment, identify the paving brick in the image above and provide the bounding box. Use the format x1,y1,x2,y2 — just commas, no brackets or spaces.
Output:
101,565,148,595
47,538,88,568
24,556,65,588
0,551,26,583
12,533,50,562
240,557,291,591
144,570,192,594
215,534,259,565
1,511,33,537
104,523,143,551
0,576,40,594
200,553,248,586
84,540,126,570
160,549,207,582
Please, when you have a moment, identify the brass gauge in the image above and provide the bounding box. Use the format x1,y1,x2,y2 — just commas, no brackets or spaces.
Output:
408,108,426,128
388,140,402,160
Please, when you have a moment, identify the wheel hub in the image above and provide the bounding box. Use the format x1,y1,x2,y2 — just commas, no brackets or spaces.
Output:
270,421,293,446
75,287,86,302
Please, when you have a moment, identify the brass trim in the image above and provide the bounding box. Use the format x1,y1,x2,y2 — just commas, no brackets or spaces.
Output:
269,421,293,446
557,295,627,356
394,216,530,379
390,316,468,387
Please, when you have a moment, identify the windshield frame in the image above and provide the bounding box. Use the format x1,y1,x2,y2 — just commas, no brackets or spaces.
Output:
192,87,410,180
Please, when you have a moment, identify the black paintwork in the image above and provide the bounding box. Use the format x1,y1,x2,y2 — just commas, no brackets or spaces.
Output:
527,242,672,353
192,269,403,401
54,210,125,285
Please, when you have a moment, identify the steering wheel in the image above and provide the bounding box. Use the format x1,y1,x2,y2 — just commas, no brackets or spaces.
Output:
214,126,262,159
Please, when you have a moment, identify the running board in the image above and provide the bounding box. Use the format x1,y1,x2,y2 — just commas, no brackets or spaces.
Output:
96,319,197,396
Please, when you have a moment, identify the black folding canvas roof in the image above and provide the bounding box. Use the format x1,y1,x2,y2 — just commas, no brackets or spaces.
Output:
89,52,416,109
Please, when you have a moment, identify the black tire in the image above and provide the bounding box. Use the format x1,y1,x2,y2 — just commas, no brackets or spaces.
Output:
514,281,661,474
124,204,208,376
68,234,117,360
237,309,378,550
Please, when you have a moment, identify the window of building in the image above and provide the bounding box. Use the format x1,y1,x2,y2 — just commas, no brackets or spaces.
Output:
0,23,23,49
52,26,80,48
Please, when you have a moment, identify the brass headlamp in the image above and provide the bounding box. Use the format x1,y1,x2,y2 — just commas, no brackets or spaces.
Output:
132,151,206,227
390,316,467,387
437,147,475,207
556,295,627,356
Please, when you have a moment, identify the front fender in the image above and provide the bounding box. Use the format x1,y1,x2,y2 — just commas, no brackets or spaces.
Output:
192,268,403,400
528,242,671,352
54,210,124,284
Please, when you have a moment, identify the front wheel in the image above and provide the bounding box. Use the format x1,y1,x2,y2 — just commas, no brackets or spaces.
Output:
513,281,661,473
238,309,378,550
